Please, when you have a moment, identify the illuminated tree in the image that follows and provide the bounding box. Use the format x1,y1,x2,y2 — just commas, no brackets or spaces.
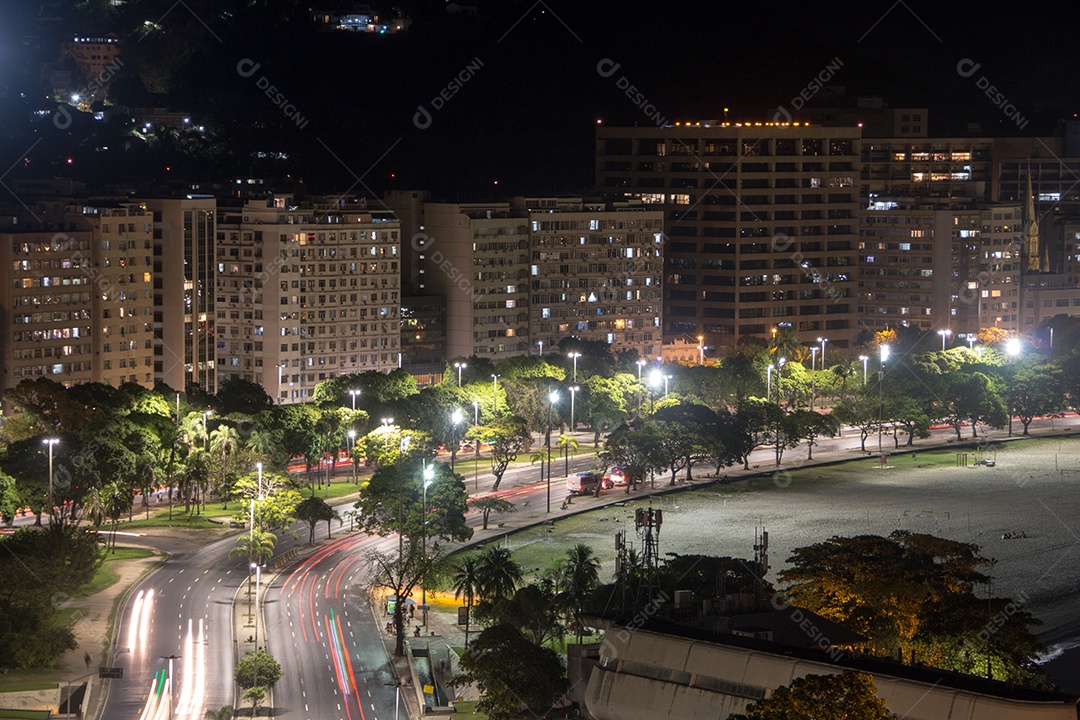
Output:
730,671,894,720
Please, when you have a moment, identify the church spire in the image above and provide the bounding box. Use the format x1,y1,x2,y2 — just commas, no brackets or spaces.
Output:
1024,162,1046,272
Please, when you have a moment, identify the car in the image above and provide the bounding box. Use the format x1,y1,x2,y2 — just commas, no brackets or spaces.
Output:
603,466,628,486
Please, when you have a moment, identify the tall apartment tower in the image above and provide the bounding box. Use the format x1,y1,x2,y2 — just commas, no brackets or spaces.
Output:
859,200,1022,339
215,196,401,404
596,122,861,351
0,200,156,391
421,202,532,359
142,196,216,394
517,197,663,359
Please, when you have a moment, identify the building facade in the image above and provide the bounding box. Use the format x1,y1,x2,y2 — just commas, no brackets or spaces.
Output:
0,200,155,391
143,196,216,394
596,123,860,351
520,197,663,359
215,196,401,403
858,200,1023,339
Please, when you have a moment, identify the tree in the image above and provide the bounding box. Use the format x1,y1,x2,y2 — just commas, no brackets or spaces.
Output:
353,462,472,544
234,649,283,692
366,538,442,656
789,409,838,461
217,377,273,416
601,420,665,492
465,416,532,491
475,545,522,603
832,392,882,452
451,556,482,647
1007,362,1064,435
561,543,600,643
486,584,564,648
230,528,278,566
468,496,515,530
652,404,719,483
579,374,631,445
948,371,1008,438
777,532,1044,683
451,624,567,720
294,496,339,545
729,671,894,720
360,425,435,469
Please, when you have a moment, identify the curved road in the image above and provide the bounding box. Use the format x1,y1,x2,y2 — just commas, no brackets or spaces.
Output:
96,415,1079,719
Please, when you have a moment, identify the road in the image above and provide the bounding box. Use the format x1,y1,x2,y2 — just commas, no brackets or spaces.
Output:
93,413,1080,719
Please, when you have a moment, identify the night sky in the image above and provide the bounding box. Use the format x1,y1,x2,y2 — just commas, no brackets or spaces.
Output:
1,0,1079,200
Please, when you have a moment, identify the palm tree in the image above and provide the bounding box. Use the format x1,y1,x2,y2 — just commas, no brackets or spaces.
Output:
81,486,106,530
451,556,482,647
230,528,277,566
210,425,241,508
102,479,130,552
476,545,522,604
561,543,600,643
204,706,233,720
557,433,579,477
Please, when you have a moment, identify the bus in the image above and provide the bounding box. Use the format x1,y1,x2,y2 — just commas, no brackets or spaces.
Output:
567,471,611,496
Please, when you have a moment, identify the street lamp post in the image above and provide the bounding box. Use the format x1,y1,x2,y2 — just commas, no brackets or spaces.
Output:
817,337,827,370
250,563,263,692
697,335,705,366
347,430,357,484
938,328,953,351
810,346,818,411
636,359,646,379
546,390,558,513
878,345,890,458
538,340,543,356
491,374,500,415
421,465,434,627
42,438,59,525
454,362,467,387
1005,338,1022,436
858,355,869,386
450,408,463,472
567,386,579,478
663,374,671,399
767,364,775,403
565,354,583,386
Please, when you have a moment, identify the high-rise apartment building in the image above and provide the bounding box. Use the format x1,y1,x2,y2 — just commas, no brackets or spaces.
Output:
142,196,216,394
0,200,155,391
596,122,861,350
858,200,1022,339
413,198,663,361
215,196,400,403
518,197,663,359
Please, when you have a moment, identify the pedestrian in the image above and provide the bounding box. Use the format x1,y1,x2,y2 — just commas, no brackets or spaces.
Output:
84,652,91,669
414,625,421,637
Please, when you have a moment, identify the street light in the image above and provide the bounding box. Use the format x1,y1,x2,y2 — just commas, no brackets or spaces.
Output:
568,352,582,382
159,654,180,720
347,430,357,484
450,408,464,472
937,328,953,351
878,345,891,458
1005,339,1022,436
817,337,828,370
42,438,59,525
663,374,671,399
697,335,705,366
635,359,646,378
538,340,544,356
349,388,361,410
421,465,434,627
767,363,775,403
858,355,869,386
472,400,480,460
810,346,818,411
250,563,263,691
381,417,394,427
568,385,580,433
453,362,467,387
546,390,559,513
491,374,500,415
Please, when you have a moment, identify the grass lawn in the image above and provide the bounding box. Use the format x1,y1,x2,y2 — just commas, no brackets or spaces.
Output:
299,477,361,501
450,700,487,720
0,669,64,693
77,547,155,597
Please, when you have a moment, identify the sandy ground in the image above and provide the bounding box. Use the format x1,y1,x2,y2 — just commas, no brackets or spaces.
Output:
506,436,1080,651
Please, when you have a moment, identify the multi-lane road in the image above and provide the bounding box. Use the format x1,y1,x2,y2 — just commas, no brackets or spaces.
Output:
96,416,1079,719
